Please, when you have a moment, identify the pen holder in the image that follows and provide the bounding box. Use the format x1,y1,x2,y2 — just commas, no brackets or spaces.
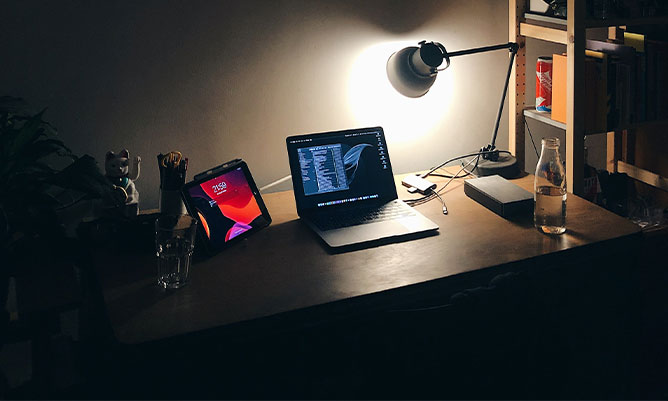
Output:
159,189,187,215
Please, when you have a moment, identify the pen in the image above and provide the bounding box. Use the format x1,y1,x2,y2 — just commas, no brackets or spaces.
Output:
157,152,188,190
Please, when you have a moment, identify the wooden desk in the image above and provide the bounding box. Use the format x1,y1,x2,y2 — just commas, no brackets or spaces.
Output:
94,174,641,346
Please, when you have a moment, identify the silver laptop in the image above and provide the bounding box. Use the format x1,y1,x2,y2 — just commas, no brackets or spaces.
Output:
286,126,438,249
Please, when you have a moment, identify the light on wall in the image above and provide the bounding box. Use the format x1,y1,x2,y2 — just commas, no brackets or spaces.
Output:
347,41,454,143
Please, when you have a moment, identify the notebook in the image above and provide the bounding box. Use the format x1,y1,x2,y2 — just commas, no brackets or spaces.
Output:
286,126,438,249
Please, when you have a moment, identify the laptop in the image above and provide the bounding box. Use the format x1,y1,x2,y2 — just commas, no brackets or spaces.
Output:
286,126,439,249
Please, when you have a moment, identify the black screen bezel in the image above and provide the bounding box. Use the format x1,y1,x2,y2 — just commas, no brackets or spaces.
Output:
181,159,272,255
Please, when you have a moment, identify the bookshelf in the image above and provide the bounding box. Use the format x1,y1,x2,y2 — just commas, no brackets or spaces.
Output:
509,1,668,196
523,108,566,130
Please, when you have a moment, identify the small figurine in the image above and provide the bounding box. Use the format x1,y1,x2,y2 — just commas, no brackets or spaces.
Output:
105,149,141,207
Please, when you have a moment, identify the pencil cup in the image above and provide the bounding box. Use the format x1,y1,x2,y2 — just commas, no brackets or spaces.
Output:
159,189,187,216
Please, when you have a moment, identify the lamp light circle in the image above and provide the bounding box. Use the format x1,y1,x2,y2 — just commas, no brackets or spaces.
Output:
348,40,455,143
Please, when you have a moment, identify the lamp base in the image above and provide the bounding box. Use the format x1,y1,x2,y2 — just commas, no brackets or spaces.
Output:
471,153,520,179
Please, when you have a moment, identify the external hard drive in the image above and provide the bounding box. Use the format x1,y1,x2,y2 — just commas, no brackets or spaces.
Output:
464,175,533,217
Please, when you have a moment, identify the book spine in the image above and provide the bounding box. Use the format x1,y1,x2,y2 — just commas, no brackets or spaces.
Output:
636,52,646,122
607,57,618,130
646,41,657,121
656,43,668,120
584,57,598,133
585,50,609,132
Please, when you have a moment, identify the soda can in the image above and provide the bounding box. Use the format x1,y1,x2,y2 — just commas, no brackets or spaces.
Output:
536,56,552,112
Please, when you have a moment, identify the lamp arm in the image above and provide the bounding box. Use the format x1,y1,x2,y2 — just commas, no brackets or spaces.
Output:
442,42,519,159
447,42,517,58
488,44,518,153
450,42,518,160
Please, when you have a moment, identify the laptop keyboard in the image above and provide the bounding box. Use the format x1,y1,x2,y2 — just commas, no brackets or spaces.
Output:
312,201,416,231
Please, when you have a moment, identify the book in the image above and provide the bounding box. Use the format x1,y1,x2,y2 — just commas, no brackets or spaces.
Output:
634,49,647,122
614,60,632,126
551,53,567,124
584,56,604,132
646,40,658,120
624,32,645,53
585,50,609,133
622,34,668,123
586,49,620,130
586,40,637,61
624,32,646,123
587,40,638,128
653,40,668,120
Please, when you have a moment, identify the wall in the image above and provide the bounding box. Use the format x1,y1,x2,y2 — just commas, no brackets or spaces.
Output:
1,0,511,209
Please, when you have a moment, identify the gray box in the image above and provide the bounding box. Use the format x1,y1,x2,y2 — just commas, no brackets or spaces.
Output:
464,175,533,218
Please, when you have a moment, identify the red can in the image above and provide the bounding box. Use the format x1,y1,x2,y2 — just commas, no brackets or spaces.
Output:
536,56,552,112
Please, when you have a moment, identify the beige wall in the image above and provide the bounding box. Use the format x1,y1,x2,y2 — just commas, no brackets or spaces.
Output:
2,0,514,208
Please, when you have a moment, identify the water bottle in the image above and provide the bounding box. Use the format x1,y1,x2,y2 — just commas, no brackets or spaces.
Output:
534,137,566,234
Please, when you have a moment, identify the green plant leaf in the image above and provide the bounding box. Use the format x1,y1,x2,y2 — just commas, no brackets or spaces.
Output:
0,125,20,168
47,155,114,198
0,98,94,271
2,161,57,189
9,110,48,157
5,138,73,175
0,103,74,182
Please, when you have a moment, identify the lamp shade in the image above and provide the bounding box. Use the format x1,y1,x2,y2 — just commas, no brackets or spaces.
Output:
386,42,446,98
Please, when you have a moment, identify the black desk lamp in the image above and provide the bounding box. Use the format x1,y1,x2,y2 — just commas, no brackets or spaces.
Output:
387,40,520,178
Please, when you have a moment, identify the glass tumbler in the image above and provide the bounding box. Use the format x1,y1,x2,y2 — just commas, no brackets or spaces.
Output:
155,215,197,289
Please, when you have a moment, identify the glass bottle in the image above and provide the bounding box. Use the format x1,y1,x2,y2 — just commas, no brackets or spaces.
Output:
534,137,567,234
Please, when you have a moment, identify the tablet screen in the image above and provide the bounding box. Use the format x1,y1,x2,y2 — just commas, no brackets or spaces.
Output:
184,163,270,250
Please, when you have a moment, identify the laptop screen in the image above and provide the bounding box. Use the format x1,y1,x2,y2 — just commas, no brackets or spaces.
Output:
286,127,397,212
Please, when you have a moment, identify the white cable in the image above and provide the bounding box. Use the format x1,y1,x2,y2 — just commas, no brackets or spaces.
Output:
406,156,479,208
259,175,292,192
436,155,479,196
431,189,448,215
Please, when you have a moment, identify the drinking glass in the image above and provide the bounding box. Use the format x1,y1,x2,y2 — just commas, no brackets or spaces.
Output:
155,215,197,289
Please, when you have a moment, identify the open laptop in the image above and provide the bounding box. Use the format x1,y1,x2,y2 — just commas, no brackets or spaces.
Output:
286,126,438,249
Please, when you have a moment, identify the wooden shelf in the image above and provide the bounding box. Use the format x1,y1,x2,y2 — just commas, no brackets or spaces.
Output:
584,15,668,28
512,1,667,197
523,108,567,130
523,14,668,30
524,13,567,26
520,16,668,45
605,119,668,135
617,161,668,192
520,22,567,44
525,108,668,136
626,118,668,131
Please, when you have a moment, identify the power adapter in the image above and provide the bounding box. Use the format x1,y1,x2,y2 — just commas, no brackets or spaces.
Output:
402,174,437,195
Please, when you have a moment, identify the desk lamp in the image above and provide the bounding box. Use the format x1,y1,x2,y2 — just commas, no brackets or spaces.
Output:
387,40,520,178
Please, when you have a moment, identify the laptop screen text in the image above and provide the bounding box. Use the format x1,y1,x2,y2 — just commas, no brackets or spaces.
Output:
298,144,349,196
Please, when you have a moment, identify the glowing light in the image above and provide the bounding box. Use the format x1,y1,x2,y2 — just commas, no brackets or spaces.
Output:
347,41,454,144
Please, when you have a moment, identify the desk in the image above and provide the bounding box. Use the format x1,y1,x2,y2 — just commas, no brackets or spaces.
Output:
93,174,641,347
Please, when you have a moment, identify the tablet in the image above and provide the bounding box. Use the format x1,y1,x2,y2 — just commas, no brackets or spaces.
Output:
181,159,271,254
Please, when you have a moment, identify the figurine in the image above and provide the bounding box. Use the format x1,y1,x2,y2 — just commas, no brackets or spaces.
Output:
105,149,141,206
